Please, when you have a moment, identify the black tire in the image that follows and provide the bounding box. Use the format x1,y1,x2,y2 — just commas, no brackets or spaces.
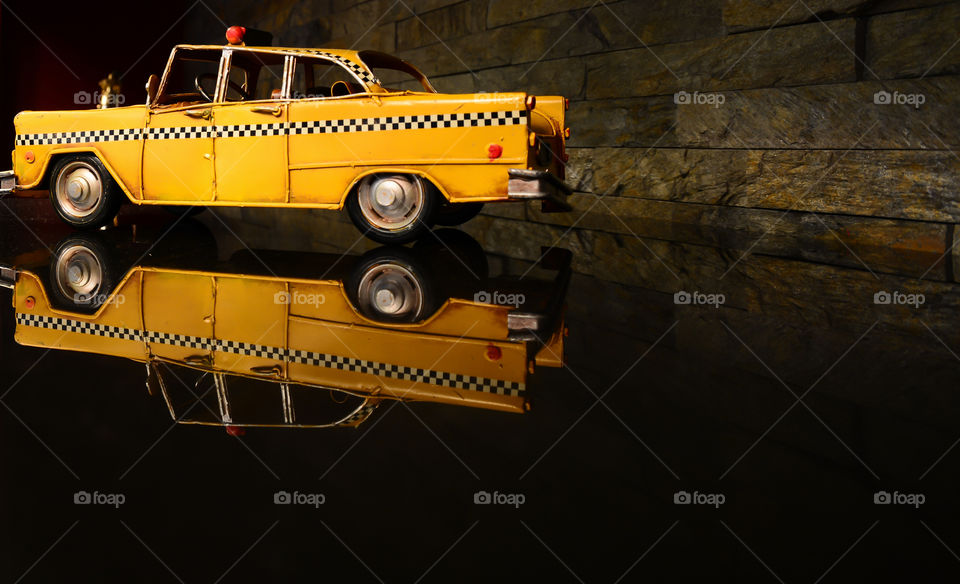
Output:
432,202,484,226
48,154,124,229
48,234,120,312
413,228,489,281
346,246,438,323
346,174,437,245
162,206,206,217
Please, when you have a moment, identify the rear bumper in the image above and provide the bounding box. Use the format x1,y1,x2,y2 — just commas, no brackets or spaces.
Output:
506,247,572,342
0,170,16,196
507,169,572,212
0,264,18,290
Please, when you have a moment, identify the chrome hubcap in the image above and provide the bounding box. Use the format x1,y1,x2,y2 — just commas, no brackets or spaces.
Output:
357,262,424,321
357,174,424,231
55,161,102,218
54,244,103,303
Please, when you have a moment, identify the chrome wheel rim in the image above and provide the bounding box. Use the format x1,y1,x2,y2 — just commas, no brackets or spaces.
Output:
54,244,103,304
356,262,424,321
55,161,102,219
357,174,424,231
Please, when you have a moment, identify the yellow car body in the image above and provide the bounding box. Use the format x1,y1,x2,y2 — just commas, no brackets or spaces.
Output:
3,43,570,242
4,235,568,427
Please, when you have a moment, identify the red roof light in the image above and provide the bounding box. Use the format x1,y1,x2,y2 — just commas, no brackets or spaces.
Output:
226,26,246,45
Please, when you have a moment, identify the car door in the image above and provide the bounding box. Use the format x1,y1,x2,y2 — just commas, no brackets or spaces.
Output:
142,47,221,203
211,275,288,380
212,49,289,203
141,270,215,365
286,55,376,206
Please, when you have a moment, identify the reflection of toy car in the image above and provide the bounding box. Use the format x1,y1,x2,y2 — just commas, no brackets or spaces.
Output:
1,26,571,244
2,229,569,428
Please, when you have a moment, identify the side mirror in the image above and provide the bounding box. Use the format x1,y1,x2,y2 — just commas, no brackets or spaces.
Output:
145,74,160,105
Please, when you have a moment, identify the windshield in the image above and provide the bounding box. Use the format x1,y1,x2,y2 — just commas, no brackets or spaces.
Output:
155,47,222,107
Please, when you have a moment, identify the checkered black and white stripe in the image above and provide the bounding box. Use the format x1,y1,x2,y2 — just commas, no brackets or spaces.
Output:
146,126,217,140
15,128,143,146
16,313,525,396
312,51,381,86
14,110,526,146
289,110,527,135
218,123,286,138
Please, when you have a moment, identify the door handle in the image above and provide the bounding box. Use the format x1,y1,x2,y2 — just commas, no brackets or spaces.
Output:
185,109,212,120
251,105,283,116
250,364,283,376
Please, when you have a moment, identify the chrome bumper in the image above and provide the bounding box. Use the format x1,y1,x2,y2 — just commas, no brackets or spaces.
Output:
507,169,572,212
0,265,17,290
0,170,16,196
506,248,572,342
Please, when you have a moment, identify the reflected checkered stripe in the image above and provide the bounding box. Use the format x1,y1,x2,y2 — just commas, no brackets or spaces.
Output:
14,111,527,145
16,313,524,396
337,403,378,427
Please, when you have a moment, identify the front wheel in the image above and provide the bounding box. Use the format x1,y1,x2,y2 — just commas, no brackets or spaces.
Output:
48,234,118,312
346,174,436,244
48,154,123,229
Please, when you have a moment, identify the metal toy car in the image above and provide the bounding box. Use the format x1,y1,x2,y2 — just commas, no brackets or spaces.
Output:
1,26,571,244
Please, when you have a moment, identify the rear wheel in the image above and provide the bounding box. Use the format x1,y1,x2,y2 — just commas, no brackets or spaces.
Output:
48,154,123,229
346,174,436,244
348,247,436,323
432,202,484,226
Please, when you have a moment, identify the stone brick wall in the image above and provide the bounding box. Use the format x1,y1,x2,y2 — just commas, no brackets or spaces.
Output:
196,0,960,289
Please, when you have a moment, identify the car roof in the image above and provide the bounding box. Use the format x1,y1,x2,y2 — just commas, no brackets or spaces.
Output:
174,44,381,86
175,44,366,64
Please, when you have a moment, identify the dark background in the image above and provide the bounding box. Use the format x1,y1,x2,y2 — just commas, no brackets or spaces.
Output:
2,0,960,582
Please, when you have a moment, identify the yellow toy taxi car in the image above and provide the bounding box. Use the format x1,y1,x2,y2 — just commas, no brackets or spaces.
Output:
1,26,571,243
2,228,569,427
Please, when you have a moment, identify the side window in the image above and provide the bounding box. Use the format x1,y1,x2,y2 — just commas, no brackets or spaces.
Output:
155,363,222,423
291,57,364,99
225,51,286,102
